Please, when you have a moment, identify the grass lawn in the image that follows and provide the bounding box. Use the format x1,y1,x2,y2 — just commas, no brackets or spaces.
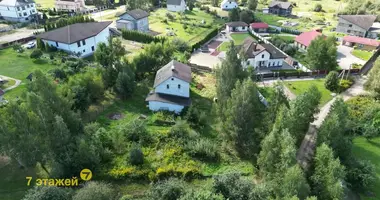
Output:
285,79,333,106
352,137,380,200
0,79,16,90
149,8,225,45
218,33,254,51
352,49,373,61
34,0,54,8
0,48,59,99
272,35,296,43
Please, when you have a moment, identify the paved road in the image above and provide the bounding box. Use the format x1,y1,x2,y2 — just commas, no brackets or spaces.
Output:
337,45,366,70
0,75,21,92
297,75,368,169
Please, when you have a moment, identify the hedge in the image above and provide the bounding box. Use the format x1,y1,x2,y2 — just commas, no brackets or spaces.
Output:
121,29,166,44
191,27,219,50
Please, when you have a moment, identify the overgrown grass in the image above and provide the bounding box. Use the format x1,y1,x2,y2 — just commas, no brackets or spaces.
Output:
0,79,16,90
285,79,333,106
352,49,373,61
352,137,380,200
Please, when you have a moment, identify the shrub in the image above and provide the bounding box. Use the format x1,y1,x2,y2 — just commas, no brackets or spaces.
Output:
121,29,166,44
186,138,219,162
149,178,185,200
192,27,219,50
22,186,72,200
184,105,207,128
168,120,192,139
121,119,151,145
314,4,323,12
180,189,224,200
155,162,201,181
30,49,43,59
72,182,119,200
166,12,175,21
213,173,253,200
346,159,376,192
108,166,151,180
339,79,353,92
129,145,144,166
325,71,339,92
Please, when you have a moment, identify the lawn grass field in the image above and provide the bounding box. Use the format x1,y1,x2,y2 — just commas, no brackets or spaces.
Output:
149,8,225,45
0,79,16,90
0,48,58,99
218,33,254,51
352,49,373,61
272,35,296,43
352,137,380,200
285,79,333,106
34,0,55,8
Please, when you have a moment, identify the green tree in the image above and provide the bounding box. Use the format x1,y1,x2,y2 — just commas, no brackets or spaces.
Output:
365,59,380,98
215,41,245,117
345,159,376,192
73,182,118,200
224,79,265,158
129,145,144,165
306,36,338,71
264,83,289,131
311,144,345,200
239,9,254,24
228,8,240,21
30,49,43,59
314,3,322,12
276,165,310,199
36,38,45,51
94,37,126,67
213,173,253,200
115,65,136,99
12,43,24,54
248,0,258,10
324,71,340,92
180,189,224,200
22,186,72,200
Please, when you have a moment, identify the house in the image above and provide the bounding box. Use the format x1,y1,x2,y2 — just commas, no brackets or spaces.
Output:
37,21,112,58
0,0,37,22
241,37,287,69
295,30,323,50
342,35,380,51
0,89,4,102
250,22,269,33
146,60,191,114
226,21,248,32
55,0,86,12
336,15,377,38
167,0,186,12
368,22,380,39
116,9,149,32
220,0,238,10
268,1,293,16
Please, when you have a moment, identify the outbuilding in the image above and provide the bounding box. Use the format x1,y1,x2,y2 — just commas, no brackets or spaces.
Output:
226,21,248,32
342,35,380,51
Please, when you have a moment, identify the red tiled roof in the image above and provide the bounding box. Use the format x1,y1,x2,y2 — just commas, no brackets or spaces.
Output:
343,35,380,47
250,22,269,29
295,30,323,47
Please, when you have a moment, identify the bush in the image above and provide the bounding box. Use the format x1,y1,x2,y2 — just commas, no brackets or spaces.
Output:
168,120,193,139
121,29,166,44
186,138,219,161
192,27,219,50
166,12,175,21
213,173,253,200
129,145,144,166
22,186,72,200
73,182,119,200
339,79,353,92
122,119,151,145
30,49,43,59
180,189,224,200
183,105,208,129
314,4,323,12
346,159,376,192
325,71,339,92
149,178,185,200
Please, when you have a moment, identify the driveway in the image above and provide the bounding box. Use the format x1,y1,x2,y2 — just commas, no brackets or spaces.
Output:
337,45,366,69
189,50,222,68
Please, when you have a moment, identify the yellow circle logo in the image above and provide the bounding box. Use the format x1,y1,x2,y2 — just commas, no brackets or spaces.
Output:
80,169,92,181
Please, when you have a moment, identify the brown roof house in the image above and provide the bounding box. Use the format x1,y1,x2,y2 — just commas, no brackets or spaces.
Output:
146,60,192,114
336,15,377,38
268,1,293,16
226,21,248,32
241,37,287,69
37,21,112,57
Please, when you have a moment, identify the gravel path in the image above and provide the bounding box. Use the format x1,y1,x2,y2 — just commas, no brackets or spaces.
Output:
0,75,21,92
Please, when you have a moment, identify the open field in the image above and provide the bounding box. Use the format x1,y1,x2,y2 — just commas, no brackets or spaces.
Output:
353,137,380,200
352,49,373,61
285,79,333,106
149,8,225,45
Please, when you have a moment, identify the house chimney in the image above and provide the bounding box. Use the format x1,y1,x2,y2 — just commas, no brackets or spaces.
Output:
171,65,175,71
252,42,257,51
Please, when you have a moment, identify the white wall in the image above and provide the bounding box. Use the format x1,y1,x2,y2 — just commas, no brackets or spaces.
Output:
43,27,110,57
155,77,190,98
221,1,238,10
148,101,185,114
116,20,134,30
136,17,149,32
245,51,285,68
0,3,36,22
336,17,367,37
167,0,186,12
227,25,247,32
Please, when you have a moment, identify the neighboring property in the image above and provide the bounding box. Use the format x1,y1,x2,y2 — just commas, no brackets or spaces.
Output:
116,9,149,32
336,15,377,38
37,21,112,57
295,30,323,50
268,1,293,16
226,21,248,32
368,22,380,39
167,0,186,12
0,0,37,22
250,22,269,33
146,60,192,114
220,0,238,10
55,0,86,12
342,35,380,51
0,89,4,102
241,37,287,69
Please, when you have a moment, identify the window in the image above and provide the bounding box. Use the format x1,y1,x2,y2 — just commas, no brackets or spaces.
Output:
18,13,22,17
171,78,174,81
347,30,351,33
22,6,25,10
23,12,27,16
91,46,95,51
83,49,85,53
349,24,352,27
27,4,29,8
166,84,169,89
17,7,20,11
56,42,59,47
262,54,264,58
82,40,86,45
178,84,181,89
31,4,34,7
77,41,81,47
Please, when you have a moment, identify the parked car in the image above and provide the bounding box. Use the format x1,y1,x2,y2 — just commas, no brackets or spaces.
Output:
26,41,36,49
